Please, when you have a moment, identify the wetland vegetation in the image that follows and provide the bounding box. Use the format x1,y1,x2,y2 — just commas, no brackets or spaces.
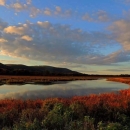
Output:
0,77,130,129
1,88,130,129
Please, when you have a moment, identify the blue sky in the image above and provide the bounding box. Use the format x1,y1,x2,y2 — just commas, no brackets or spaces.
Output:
0,0,130,74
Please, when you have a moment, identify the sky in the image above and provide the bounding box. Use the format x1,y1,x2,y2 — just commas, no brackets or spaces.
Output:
0,0,130,74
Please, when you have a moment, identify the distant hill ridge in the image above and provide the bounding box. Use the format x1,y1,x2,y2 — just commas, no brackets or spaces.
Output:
0,63,83,76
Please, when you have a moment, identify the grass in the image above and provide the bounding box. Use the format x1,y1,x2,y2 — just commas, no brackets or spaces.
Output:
0,75,129,85
107,77,130,85
0,75,99,84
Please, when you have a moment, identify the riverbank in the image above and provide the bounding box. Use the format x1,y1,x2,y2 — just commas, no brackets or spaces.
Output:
0,75,100,85
107,77,130,85
0,75,128,85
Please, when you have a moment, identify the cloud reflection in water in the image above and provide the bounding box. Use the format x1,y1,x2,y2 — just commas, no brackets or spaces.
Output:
0,80,129,100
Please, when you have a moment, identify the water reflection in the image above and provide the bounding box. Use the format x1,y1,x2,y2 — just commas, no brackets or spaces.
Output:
0,79,129,99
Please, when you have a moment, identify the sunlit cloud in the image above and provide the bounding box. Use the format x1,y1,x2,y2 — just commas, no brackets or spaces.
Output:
0,0,6,6
0,38,8,43
0,20,118,65
37,21,51,28
4,26,27,35
0,0,130,74
9,2,28,12
21,35,33,41
43,8,52,16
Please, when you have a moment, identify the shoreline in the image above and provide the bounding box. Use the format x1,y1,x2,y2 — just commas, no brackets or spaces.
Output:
0,75,130,85
0,75,100,85
107,77,130,85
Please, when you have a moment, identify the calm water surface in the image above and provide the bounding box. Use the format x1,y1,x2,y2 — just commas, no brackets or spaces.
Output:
0,79,129,99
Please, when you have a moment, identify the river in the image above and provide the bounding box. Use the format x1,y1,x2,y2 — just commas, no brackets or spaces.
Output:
0,79,129,99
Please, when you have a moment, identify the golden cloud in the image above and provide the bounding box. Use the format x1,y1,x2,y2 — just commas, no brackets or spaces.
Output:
4,26,26,35
21,35,33,41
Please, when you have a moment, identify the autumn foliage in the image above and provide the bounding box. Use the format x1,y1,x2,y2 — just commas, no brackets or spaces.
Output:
1,89,130,129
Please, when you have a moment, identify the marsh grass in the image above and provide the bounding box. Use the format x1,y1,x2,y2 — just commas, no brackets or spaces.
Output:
107,78,130,85
1,88,130,129
0,76,99,85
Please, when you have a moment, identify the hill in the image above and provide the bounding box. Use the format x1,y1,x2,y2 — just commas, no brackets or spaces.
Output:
0,63,83,76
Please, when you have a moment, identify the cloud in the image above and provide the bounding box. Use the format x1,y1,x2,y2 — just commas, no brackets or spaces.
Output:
55,6,62,15
104,68,129,72
37,21,51,28
109,20,130,51
5,1,40,18
82,10,111,22
96,10,110,22
55,6,62,12
64,10,72,17
29,6,41,17
43,7,71,17
0,20,117,65
123,10,130,20
1,19,130,65
2,1,41,17
0,38,8,43
72,50,130,65
82,13,93,22
0,1,113,22
103,51,130,63
21,35,33,41
4,25,28,35
0,18,8,30
0,0,6,6
26,0,32,5
43,8,52,16
9,2,28,12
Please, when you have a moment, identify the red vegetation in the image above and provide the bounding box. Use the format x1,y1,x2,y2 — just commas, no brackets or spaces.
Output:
1,89,130,129
0,89,130,114
107,78,130,85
